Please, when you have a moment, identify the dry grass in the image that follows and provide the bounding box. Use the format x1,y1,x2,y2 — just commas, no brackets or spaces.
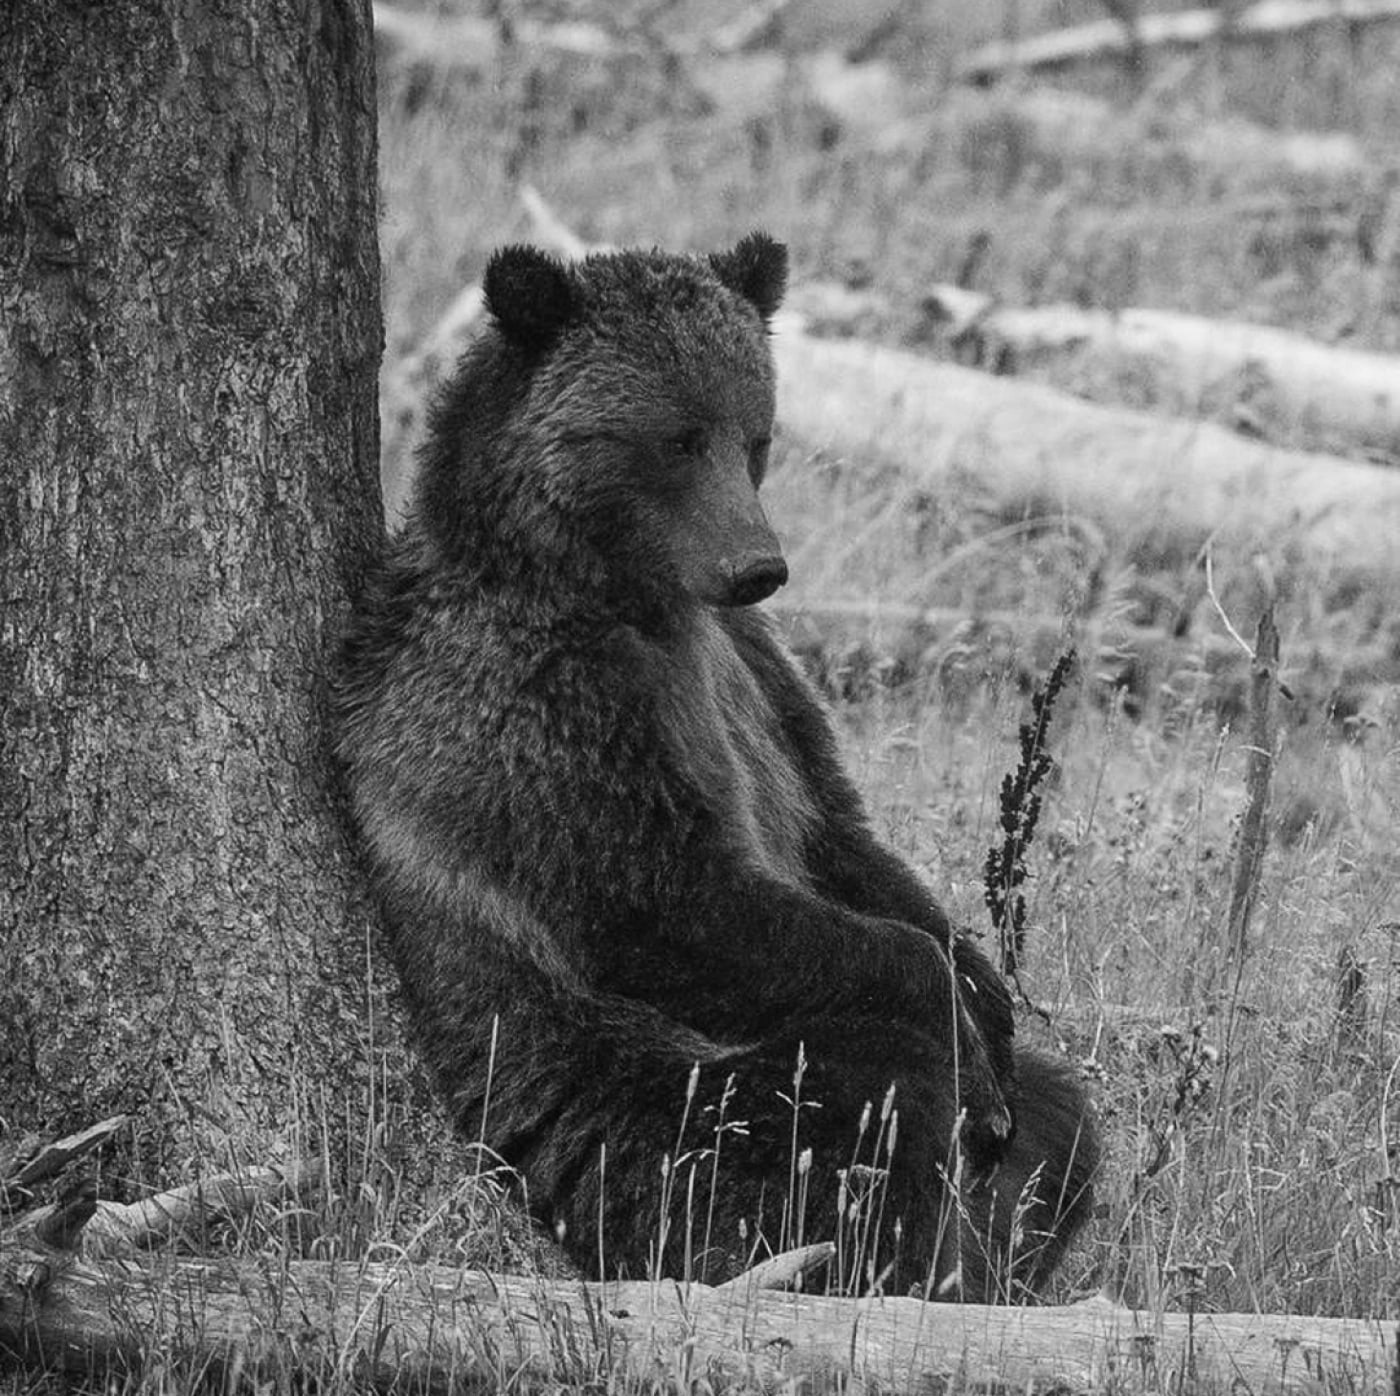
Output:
372,0,1400,1331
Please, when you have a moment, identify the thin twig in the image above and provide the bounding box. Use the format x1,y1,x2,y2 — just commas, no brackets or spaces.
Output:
1202,549,1254,660
1204,548,1293,699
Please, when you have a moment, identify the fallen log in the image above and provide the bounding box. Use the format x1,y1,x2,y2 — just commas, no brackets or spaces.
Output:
922,285,1400,461
372,1,623,70
941,86,1370,183
956,0,1400,83
770,321,1400,574
2,1224,1395,1393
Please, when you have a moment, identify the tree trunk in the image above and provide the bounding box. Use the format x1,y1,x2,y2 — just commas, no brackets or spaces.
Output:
0,0,448,1186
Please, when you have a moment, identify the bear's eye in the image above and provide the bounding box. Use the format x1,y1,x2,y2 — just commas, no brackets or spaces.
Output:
747,436,771,486
665,428,707,462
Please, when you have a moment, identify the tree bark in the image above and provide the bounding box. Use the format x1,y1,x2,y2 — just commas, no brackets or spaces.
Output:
0,0,448,1183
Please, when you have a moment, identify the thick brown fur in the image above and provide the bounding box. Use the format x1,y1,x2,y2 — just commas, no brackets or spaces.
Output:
334,235,1098,1298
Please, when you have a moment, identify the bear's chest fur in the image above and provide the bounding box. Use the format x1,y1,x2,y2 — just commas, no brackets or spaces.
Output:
656,614,818,886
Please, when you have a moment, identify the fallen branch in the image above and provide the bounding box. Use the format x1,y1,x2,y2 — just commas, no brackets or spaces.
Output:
713,1240,833,1295
11,1162,318,1258
940,86,1369,184
2,1225,1394,1393
923,285,1400,461
1,1115,129,1199
956,0,1400,83
374,0,787,70
372,2,623,70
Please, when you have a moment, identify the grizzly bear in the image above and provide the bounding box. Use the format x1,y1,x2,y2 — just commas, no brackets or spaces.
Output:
334,234,1097,1299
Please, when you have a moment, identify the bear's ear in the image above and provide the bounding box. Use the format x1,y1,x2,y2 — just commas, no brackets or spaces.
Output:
483,245,576,350
709,232,788,322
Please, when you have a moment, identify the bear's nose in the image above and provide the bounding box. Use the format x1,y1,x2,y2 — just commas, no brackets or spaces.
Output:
728,556,788,606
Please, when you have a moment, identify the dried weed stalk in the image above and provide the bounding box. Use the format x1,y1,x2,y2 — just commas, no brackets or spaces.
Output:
983,649,1076,982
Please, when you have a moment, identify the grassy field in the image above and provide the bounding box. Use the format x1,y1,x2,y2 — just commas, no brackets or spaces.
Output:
13,7,1398,1394
377,0,1400,1327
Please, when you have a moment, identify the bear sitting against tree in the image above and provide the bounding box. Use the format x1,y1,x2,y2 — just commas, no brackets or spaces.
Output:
334,233,1098,1299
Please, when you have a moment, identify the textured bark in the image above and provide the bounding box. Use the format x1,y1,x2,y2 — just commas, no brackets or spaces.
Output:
0,0,444,1180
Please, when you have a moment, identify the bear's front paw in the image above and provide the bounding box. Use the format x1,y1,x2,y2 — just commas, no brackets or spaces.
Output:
959,1074,1016,1178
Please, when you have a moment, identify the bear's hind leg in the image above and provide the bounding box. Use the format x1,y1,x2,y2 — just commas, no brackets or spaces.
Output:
952,1048,1099,1303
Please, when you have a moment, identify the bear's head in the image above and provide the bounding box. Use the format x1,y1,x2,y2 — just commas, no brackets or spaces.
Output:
418,234,790,613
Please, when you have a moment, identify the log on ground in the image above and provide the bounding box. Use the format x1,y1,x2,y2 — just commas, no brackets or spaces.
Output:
772,323,1400,575
956,0,1400,83
923,285,1400,461
935,87,1369,183
1,1240,1395,1394
372,1,623,70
